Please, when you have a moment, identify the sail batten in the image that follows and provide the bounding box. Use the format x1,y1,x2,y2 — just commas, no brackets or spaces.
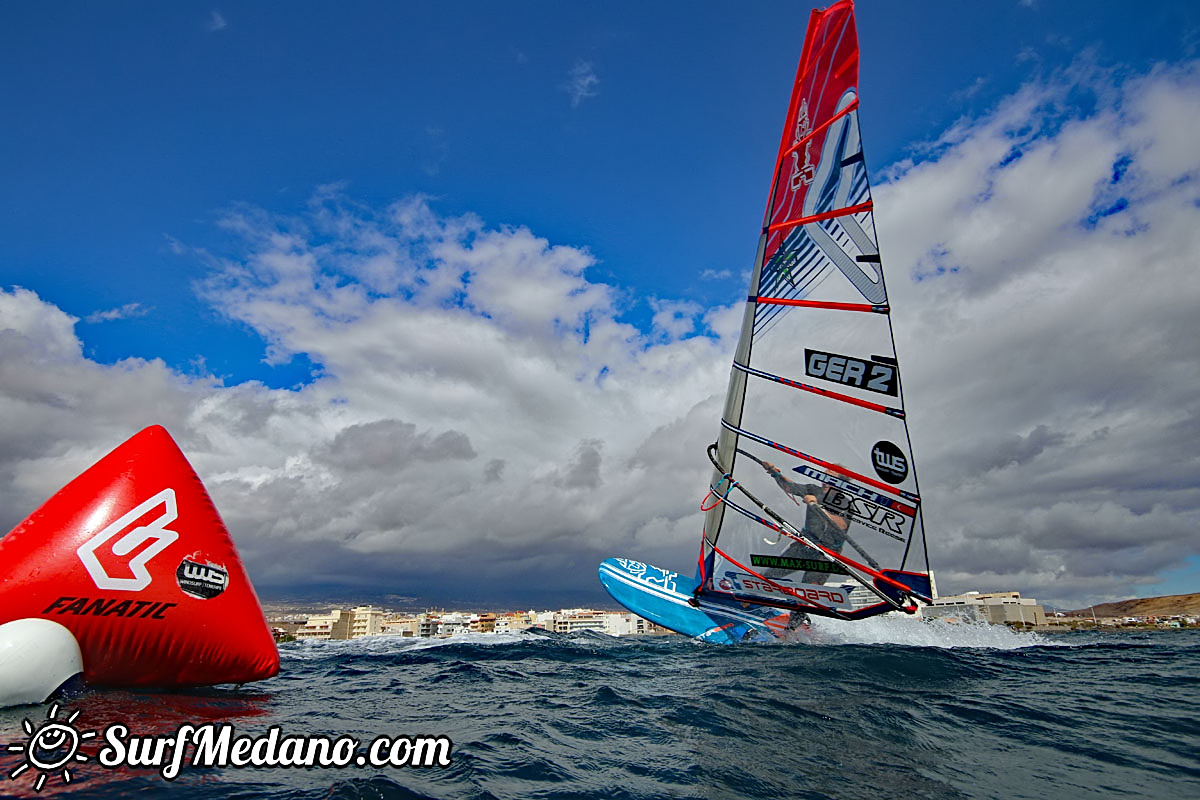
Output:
752,297,888,313
732,361,905,417
779,99,860,162
698,0,930,620
765,200,874,234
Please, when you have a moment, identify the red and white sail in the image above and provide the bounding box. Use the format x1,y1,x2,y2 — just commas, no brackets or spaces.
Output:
697,0,932,620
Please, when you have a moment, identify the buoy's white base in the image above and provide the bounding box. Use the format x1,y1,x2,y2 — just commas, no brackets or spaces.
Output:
0,619,84,707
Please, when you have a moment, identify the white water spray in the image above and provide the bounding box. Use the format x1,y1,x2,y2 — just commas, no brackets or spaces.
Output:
805,613,1045,649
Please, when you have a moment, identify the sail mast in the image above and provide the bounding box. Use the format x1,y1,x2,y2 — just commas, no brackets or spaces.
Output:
700,6,826,587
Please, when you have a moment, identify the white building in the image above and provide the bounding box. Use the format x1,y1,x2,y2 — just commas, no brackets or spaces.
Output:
349,606,384,638
296,606,387,639
554,609,607,634
494,612,535,633
381,615,419,637
437,612,472,636
295,609,351,640
604,611,663,636
922,591,1046,626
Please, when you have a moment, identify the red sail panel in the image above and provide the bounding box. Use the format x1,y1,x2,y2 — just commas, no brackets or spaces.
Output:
763,0,860,269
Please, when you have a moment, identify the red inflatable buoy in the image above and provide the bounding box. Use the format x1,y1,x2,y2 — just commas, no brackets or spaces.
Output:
0,426,279,688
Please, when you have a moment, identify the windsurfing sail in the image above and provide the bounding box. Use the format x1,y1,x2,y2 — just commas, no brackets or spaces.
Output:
695,0,933,621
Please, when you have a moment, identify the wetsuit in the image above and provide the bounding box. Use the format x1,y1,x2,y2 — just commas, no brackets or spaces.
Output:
760,471,848,585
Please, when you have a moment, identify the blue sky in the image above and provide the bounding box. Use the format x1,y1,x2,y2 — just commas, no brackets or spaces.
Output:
5,1,1192,385
2,1,1198,610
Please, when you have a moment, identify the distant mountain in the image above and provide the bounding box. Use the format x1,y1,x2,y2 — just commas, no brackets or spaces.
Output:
1066,593,1200,618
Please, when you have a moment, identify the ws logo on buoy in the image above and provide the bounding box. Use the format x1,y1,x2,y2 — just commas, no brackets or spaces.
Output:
176,559,228,600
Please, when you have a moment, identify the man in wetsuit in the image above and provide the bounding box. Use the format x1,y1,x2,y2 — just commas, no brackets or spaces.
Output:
758,461,849,584
756,461,853,632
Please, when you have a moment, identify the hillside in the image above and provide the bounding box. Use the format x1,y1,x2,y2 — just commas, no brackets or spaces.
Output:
1066,593,1200,618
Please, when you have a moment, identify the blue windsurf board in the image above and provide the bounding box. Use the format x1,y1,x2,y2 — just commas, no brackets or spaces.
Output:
598,557,795,643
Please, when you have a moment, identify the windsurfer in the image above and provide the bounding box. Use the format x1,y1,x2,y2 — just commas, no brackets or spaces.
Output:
758,461,848,584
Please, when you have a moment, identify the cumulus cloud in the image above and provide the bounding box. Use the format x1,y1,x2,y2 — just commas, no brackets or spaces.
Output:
877,61,1200,606
0,193,734,606
1,60,1197,610
649,299,702,341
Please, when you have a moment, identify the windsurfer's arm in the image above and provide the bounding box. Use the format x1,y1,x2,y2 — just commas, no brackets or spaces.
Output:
762,461,848,531
761,461,809,498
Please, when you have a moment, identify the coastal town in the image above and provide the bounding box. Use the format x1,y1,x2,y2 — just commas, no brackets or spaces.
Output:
270,606,677,641
266,589,1200,642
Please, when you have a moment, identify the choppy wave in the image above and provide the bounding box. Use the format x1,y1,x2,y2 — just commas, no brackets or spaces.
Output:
0,628,1196,799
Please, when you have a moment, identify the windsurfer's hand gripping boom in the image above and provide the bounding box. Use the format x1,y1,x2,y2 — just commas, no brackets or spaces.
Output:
761,460,846,526
757,458,882,571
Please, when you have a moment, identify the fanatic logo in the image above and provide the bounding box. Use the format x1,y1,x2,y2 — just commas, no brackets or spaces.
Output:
76,488,179,591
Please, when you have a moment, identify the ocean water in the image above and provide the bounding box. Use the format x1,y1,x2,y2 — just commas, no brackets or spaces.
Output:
1,620,1196,799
